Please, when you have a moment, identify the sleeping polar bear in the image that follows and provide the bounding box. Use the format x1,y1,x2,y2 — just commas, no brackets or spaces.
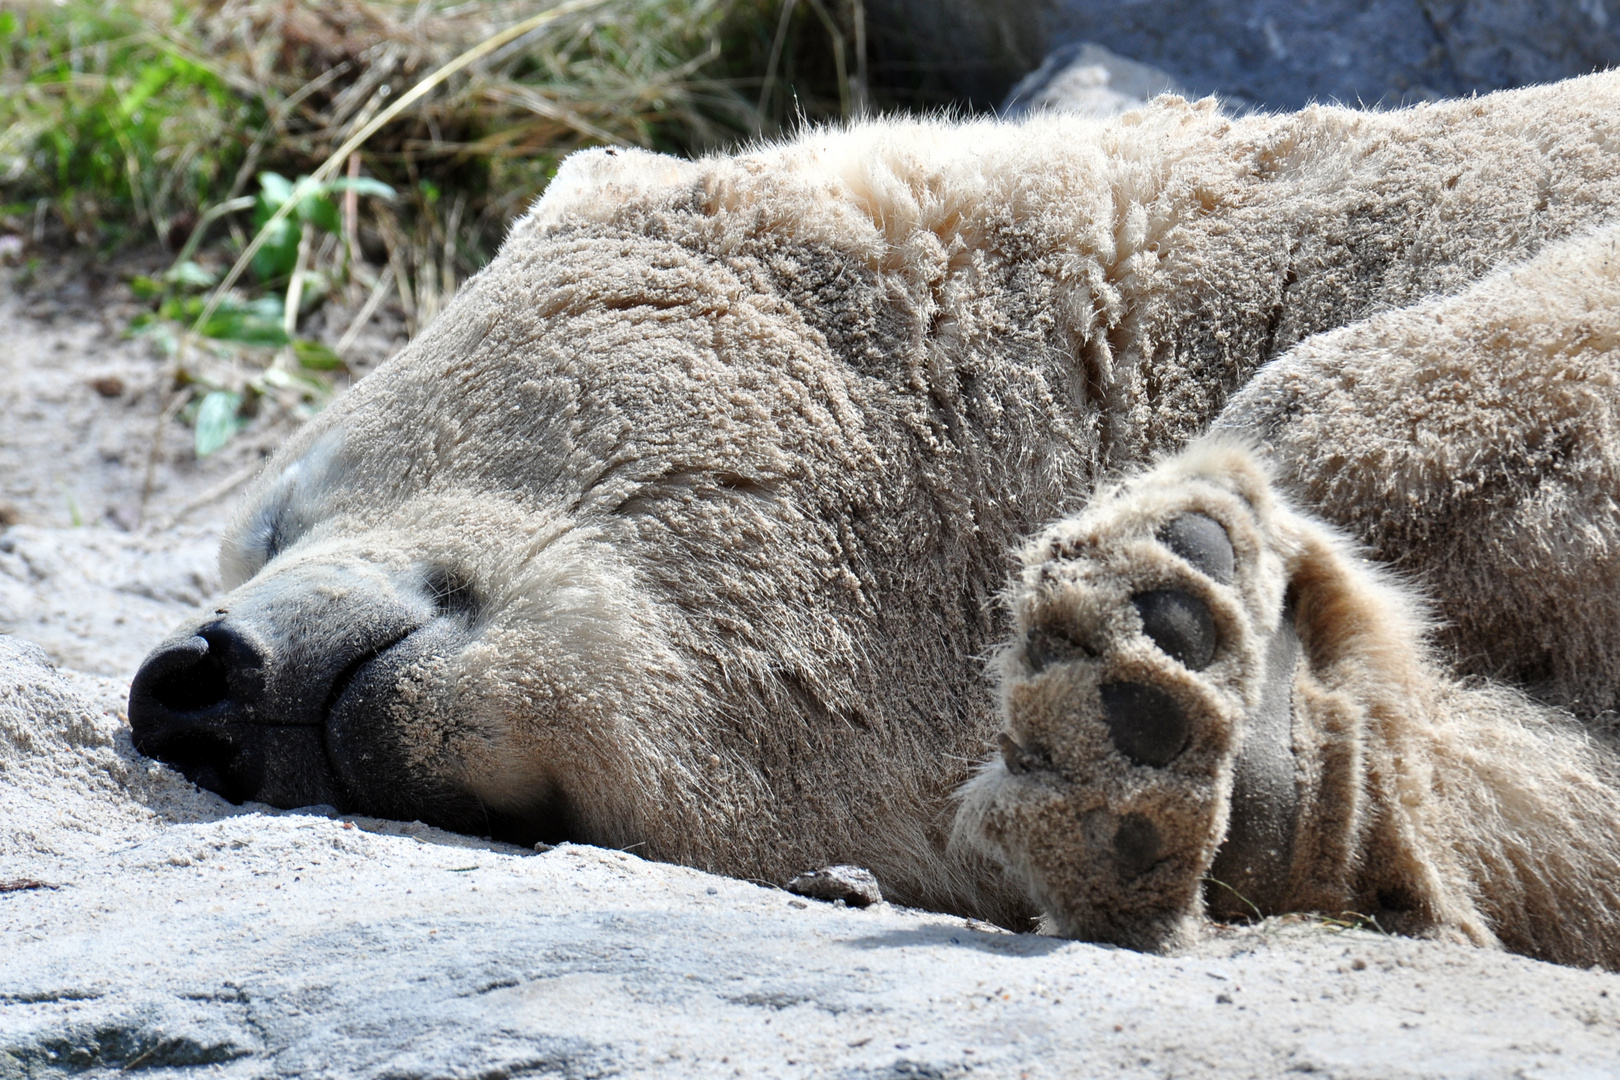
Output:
128,73,1620,968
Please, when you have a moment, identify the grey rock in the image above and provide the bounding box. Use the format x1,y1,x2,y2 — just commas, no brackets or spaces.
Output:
5,634,1620,1077
1003,42,1184,117
786,864,885,907
863,0,1620,112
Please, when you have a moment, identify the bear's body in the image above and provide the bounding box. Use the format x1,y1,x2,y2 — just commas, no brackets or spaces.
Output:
129,74,1620,966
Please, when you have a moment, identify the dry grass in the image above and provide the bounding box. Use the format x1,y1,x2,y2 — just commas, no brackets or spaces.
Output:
0,0,881,471
178,0,772,310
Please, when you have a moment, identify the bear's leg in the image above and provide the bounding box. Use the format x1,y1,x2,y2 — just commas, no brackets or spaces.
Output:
1215,224,1620,723
955,437,1504,951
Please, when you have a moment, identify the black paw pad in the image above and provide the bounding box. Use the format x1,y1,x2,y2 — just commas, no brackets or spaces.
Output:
1100,681,1191,767
1157,512,1234,584
1113,813,1162,879
1133,589,1217,671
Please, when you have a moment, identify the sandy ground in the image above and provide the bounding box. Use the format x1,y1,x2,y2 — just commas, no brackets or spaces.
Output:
3,255,1620,1078
4,637,1620,1079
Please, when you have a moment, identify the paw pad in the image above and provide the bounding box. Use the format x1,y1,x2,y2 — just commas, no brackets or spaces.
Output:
1100,681,1191,766
1133,588,1217,670
1156,512,1235,583
1113,813,1163,880
1025,626,1090,674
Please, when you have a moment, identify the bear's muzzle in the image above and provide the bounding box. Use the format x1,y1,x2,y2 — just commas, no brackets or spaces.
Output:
127,556,478,824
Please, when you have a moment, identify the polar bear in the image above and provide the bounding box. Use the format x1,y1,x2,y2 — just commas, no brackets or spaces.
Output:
129,74,1620,968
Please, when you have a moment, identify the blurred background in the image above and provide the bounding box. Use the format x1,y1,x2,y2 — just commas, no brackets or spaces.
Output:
1,0,1619,512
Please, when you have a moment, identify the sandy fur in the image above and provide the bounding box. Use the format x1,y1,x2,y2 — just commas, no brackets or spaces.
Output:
961,430,1620,967
197,75,1620,962
1223,226,1620,966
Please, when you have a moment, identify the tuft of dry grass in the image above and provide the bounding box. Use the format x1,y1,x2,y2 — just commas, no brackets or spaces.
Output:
3,1,773,240
178,0,776,305
0,0,881,479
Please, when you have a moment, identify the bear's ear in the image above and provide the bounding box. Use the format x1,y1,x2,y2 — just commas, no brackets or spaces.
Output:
513,145,700,238
219,431,346,587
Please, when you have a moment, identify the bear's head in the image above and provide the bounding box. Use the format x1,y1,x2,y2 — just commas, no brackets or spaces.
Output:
124,136,1106,872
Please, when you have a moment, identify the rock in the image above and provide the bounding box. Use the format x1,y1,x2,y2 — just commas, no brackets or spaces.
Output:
863,0,1620,112
5,634,1620,1077
786,864,884,907
862,0,1040,108
1002,41,1184,117
87,375,125,398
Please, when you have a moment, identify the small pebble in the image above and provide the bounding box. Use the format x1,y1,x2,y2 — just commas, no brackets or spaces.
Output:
786,865,883,908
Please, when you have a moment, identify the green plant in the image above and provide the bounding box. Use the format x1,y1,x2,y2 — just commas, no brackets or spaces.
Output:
120,170,391,456
250,171,394,284
0,3,263,248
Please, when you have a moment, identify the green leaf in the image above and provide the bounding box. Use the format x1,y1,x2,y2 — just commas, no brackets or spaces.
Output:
200,297,288,346
118,61,175,120
159,293,287,345
250,215,299,281
253,174,340,274
0,12,17,37
161,52,214,89
296,191,341,235
239,295,286,323
129,275,163,300
292,339,345,371
193,390,244,457
256,172,294,210
164,260,217,289
326,177,396,201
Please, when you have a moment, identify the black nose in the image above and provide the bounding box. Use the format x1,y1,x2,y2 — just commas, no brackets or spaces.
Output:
128,624,334,807
128,626,262,803
131,625,266,718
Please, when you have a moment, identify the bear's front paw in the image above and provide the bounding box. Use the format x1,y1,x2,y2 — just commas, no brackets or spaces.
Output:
959,443,1304,949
